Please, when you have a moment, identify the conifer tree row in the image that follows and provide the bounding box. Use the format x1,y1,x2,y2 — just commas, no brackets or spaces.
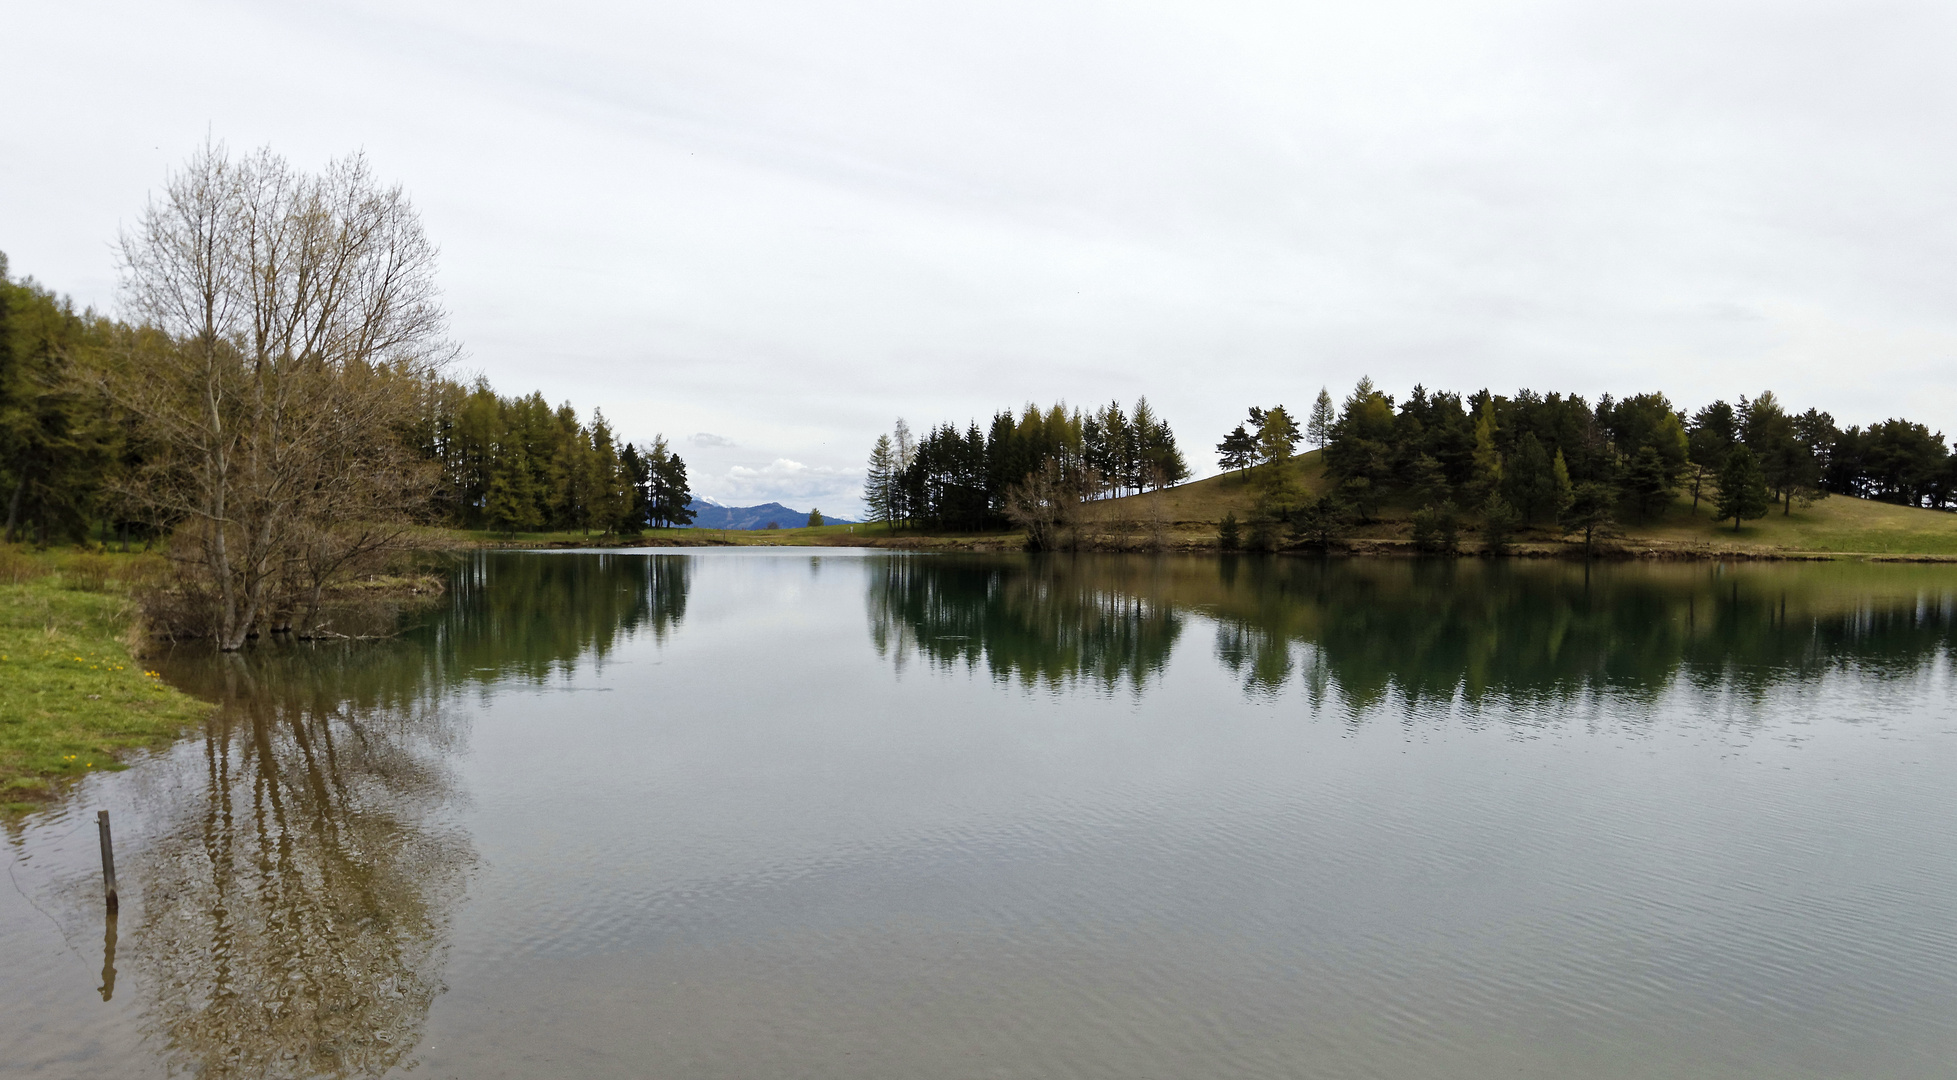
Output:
1228,379,1957,546
412,378,694,535
862,399,1190,531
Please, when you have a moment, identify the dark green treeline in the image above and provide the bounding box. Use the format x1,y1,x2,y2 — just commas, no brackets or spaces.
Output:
864,399,1191,531
412,379,697,534
1241,380,1955,544
0,256,129,543
0,253,693,543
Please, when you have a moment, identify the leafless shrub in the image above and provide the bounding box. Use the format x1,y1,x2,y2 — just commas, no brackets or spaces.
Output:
112,142,455,649
1003,459,1081,552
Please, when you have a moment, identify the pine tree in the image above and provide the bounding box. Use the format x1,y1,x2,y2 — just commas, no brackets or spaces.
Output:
1307,387,1335,450
1624,446,1673,523
1216,424,1256,477
1257,405,1302,471
650,448,695,527
1550,450,1575,522
1504,435,1557,523
1687,401,1738,514
1135,400,1188,489
575,410,617,534
1470,403,1503,503
1716,446,1772,531
1480,495,1520,553
865,434,896,527
619,442,649,532
643,436,672,527
486,443,542,536
1562,481,1616,554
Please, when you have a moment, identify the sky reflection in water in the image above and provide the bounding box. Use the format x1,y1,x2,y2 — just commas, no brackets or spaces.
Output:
4,551,1955,1079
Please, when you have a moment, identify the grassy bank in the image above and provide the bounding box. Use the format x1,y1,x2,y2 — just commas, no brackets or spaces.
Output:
0,547,212,812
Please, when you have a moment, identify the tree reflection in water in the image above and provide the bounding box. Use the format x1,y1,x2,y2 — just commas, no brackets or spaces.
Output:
438,551,689,683
867,555,1184,694
132,652,470,1079
1204,559,1957,709
868,555,1957,710
130,552,695,1078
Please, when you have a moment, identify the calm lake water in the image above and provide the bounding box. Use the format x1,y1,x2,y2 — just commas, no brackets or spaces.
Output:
6,550,1957,1079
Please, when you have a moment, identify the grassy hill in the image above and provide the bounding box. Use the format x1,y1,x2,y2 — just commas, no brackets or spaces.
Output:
1106,449,1957,558
435,449,1957,559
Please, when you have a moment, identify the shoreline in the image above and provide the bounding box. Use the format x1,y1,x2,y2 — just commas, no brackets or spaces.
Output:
440,529,1957,563
0,554,447,813
0,557,212,812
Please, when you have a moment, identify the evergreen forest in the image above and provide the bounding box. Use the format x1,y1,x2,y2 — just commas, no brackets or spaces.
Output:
862,398,1191,531
1223,379,1956,549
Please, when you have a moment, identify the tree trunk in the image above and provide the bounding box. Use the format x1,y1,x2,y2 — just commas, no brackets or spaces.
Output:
3,471,24,543
300,581,325,640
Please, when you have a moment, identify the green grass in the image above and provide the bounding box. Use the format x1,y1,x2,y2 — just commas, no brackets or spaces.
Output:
0,547,212,811
1637,492,1957,556
1110,455,1957,557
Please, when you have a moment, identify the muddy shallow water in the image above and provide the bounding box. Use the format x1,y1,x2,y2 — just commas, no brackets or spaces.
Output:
5,551,1956,1079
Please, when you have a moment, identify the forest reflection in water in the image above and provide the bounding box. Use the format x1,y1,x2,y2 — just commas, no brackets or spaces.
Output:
130,551,694,1078
867,554,1957,707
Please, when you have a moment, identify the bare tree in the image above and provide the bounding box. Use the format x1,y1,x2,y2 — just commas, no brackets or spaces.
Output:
114,143,454,649
1002,459,1080,552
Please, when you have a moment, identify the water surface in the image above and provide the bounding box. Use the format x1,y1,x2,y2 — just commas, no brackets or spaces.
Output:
5,551,1956,1078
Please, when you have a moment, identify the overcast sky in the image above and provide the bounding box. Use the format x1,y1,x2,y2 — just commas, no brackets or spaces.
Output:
6,1,1955,515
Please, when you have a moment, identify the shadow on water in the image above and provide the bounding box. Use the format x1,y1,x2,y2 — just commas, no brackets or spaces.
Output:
868,554,1957,710
127,552,694,1078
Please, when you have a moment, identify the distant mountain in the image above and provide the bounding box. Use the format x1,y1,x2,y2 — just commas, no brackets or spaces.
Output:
684,500,856,530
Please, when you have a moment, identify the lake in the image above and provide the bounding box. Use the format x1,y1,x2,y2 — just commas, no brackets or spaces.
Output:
5,550,1956,1079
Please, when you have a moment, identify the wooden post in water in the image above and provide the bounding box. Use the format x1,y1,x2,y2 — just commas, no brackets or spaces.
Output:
97,810,118,911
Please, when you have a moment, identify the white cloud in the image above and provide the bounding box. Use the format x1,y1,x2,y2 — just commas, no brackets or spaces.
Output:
690,432,737,448
706,458,862,514
8,0,1957,499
